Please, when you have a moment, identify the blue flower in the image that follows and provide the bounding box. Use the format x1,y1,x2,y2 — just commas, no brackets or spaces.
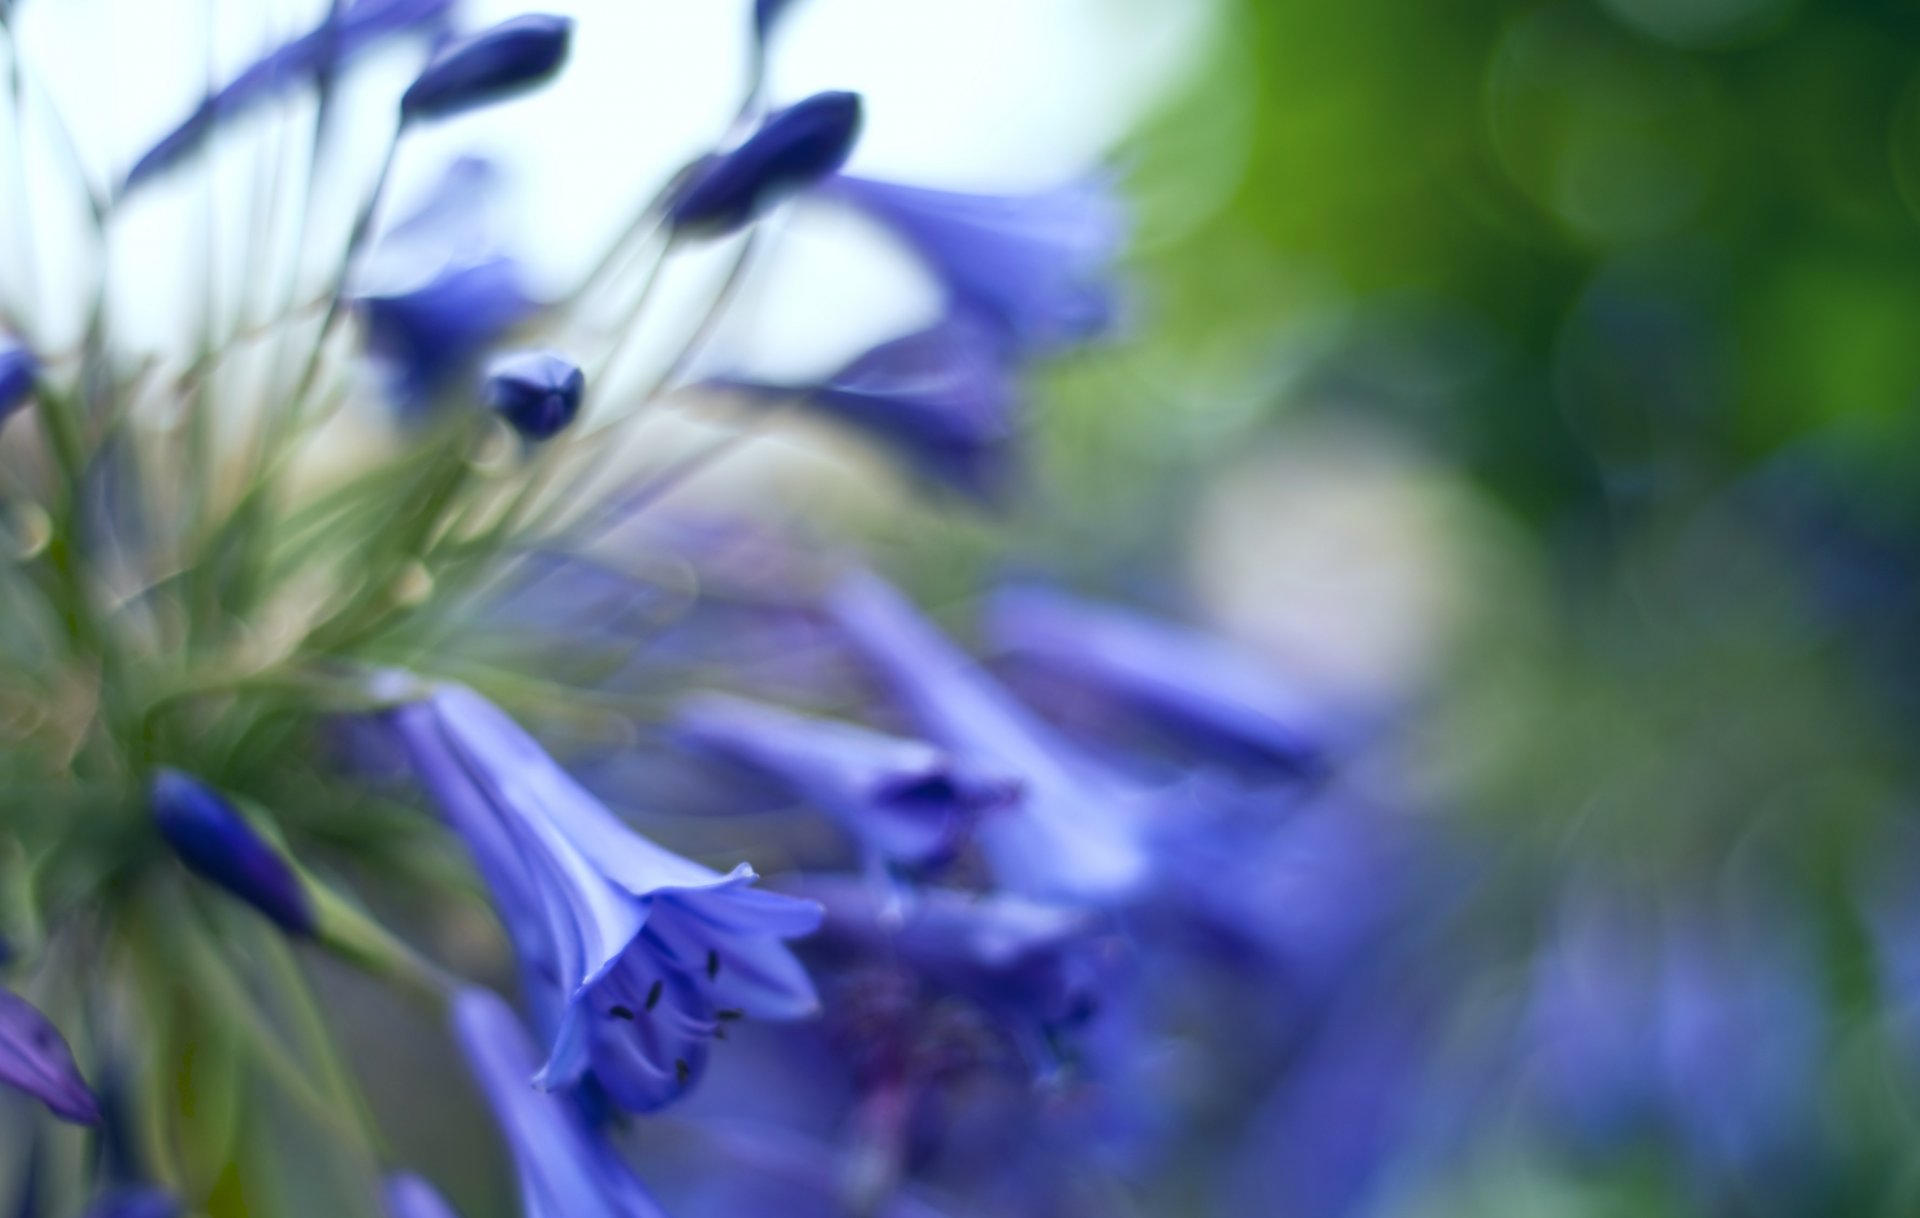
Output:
385,1173,460,1218
0,989,100,1124
0,337,37,424
669,92,864,238
982,587,1324,780
151,769,315,936
486,351,586,441
81,1189,180,1218
712,315,1022,503
821,174,1123,354
358,257,540,412
401,14,575,124
672,692,1019,872
122,0,455,194
389,684,821,1112
825,573,1150,904
452,988,673,1218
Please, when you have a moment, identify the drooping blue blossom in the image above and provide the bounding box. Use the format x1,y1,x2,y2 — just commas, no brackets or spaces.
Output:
983,586,1324,780
821,174,1123,354
358,257,540,412
712,315,1022,503
121,0,456,194
0,990,100,1124
384,1172,461,1218
0,338,37,424
452,988,673,1218
485,351,586,441
150,769,315,937
80,1188,180,1218
672,691,1019,872
825,572,1151,904
401,14,575,124
668,91,864,238
389,684,821,1112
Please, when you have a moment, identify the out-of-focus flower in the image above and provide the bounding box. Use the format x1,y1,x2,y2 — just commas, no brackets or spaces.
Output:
826,573,1150,904
821,175,1123,355
983,587,1324,780
122,0,456,193
401,14,575,124
754,0,805,46
0,337,38,424
358,257,540,411
80,1189,180,1218
453,988,672,1218
486,351,586,441
0,989,100,1124
390,684,821,1112
672,692,1018,872
713,316,1021,503
151,770,315,936
385,1173,461,1218
669,92,864,238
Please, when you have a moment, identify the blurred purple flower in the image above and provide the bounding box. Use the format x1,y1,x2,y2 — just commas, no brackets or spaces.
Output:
385,1173,460,1218
713,315,1022,503
825,572,1150,904
401,14,574,123
453,988,673,1218
390,684,821,1113
672,692,1018,872
669,91,863,238
81,1189,180,1218
151,769,315,936
0,337,37,424
122,0,455,194
486,350,585,441
358,257,539,412
822,175,1123,354
984,586,1324,780
0,989,100,1124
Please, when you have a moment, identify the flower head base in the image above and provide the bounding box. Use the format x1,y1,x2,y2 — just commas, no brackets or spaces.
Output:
401,14,575,124
486,351,586,441
151,770,315,937
669,91,865,238
0,989,100,1124
0,336,37,423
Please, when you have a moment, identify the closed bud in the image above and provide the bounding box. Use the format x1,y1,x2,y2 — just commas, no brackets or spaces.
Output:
668,90,863,238
400,14,573,123
0,338,38,424
151,770,315,936
484,350,585,440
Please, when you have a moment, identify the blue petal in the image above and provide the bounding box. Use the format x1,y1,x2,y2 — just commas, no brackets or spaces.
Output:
669,91,863,237
401,14,574,123
0,337,38,423
81,1189,180,1218
383,1174,460,1218
0,990,100,1125
357,257,539,412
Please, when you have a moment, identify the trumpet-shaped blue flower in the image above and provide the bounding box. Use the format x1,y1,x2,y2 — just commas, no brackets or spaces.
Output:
713,315,1021,502
0,989,100,1124
385,1173,461,1218
486,351,585,441
81,1189,180,1218
122,0,456,194
358,257,539,412
825,572,1150,904
672,692,1019,871
151,770,315,936
390,684,821,1112
0,337,37,424
669,92,864,238
452,988,672,1218
401,14,575,123
983,587,1324,780
822,175,1123,354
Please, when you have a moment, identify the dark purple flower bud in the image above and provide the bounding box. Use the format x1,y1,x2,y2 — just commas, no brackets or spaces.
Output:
150,770,314,936
0,337,37,423
81,1188,180,1218
400,14,574,123
668,91,863,238
384,1173,460,1218
822,174,1124,354
673,692,1019,870
983,586,1325,779
0,989,100,1124
712,314,1021,503
453,988,673,1218
484,351,585,440
358,257,540,412
123,0,456,194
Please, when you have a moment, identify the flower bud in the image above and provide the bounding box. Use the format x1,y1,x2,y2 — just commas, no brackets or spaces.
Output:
484,350,585,440
668,91,863,238
400,14,573,123
0,989,100,1124
151,770,315,936
0,338,38,424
